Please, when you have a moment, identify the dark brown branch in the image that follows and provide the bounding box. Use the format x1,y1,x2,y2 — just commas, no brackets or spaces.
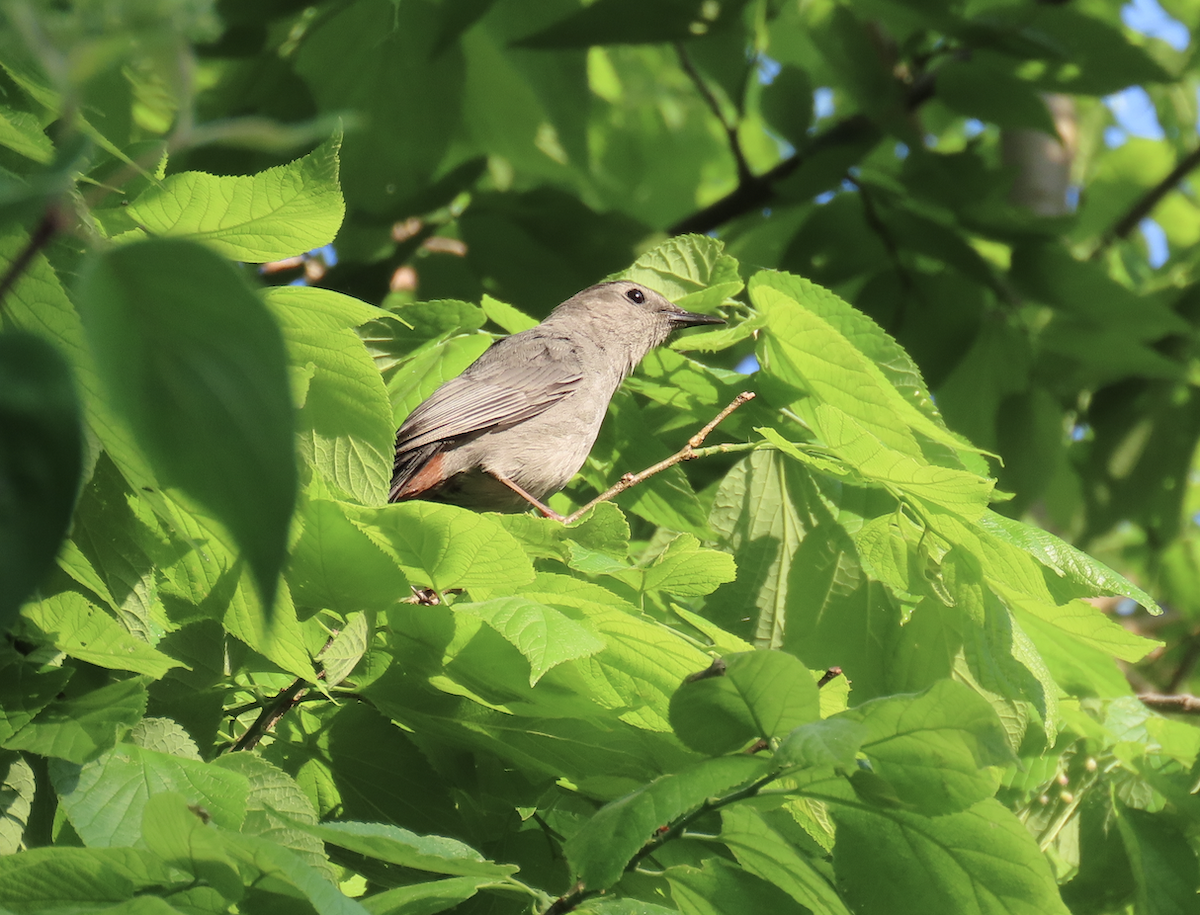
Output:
668,75,934,237
818,667,843,688
231,678,309,751
563,392,756,524
675,43,751,185
0,207,61,312
1138,692,1200,714
1101,145,1200,248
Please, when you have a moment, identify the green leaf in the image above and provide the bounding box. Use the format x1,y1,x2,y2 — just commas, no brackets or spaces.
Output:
937,58,1058,135
514,0,752,47
316,611,371,688
51,741,249,846
0,104,53,163
0,331,83,629
222,577,316,680
616,234,744,314
289,498,410,614
346,501,535,595
362,875,497,915
832,798,1070,915
566,755,773,891
775,718,868,771
1116,805,1200,915
141,792,244,902
670,651,820,756
213,752,331,879
125,131,345,262
0,660,72,745
480,293,538,333
21,591,181,677
5,676,148,764
453,596,605,686
978,512,1162,614
281,321,394,504
264,286,383,333
223,830,370,915
667,858,812,915
719,805,853,915
0,752,34,855
77,238,296,609
0,846,178,911
288,819,518,878
613,533,737,598
844,680,1013,815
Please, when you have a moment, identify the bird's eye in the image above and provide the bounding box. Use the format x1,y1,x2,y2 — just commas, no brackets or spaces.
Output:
626,288,646,305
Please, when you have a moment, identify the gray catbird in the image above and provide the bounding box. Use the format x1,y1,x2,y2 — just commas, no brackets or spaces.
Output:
388,280,724,514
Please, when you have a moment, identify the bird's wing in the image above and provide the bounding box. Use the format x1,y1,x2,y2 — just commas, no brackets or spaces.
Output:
393,333,584,454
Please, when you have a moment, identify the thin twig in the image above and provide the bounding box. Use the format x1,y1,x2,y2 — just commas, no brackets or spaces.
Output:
675,42,751,184
231,678,309,751
817,667,843,688
563,392,756,524
1139,692,1200,714
1099,145,1200,251
0,206,61,311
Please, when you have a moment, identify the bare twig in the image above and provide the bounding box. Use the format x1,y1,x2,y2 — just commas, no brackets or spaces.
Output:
0,206,61,311
230,678,309,752
563,392,756,524
1139,692,1200,715
817,666,843,688
1099,145,1200,251
676,43,751,184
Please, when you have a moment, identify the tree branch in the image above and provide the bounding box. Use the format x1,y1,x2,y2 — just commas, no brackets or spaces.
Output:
667,76,935,238
1139,692,1200,715
675,42,751,185
1099,144,1200,250
564,392,756,524
0,206,61,312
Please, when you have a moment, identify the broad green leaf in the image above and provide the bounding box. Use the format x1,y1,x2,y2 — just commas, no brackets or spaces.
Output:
5,676,148,764
21,591,180,677
667,858,811,915
286,323,395,504
706,450,828,648
77,238,296,609
264,286,383,332
566,755,773,891
497,500,630,563
347,501,535,595
0,331,83,629
213,753,331,879
0,752,33,855
0,847,178,911
125,131,344,262
754,284,978,463
515,2,750,48
937,58,1057,135
129,718,201,760
289,498,410,614
0,230,156,488
222,830,369,915
979,512,1162,614
362,875,497,915
775,718,868,771
1000,587,1159,664
616,234,744,314
613,533,737,597
223,577,316,680
480,293,538,333
670,651,820,756
387,334,493,425
747,271,943,431
1116,804,1200,915
719,805,852,915
833,797,1071,915
51,742,249,846
454,596,605,685
0,104,52,162
141,793,244,902
0,661,72,745
316,611,371,688
288,819,518,878
844,680,1013,815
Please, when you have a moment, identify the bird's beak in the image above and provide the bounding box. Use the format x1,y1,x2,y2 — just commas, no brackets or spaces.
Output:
669,307,725,328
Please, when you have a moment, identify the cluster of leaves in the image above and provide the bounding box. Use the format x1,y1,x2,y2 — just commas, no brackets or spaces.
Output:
2,1,1200,914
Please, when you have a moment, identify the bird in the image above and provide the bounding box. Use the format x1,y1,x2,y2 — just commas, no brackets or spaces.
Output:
388,280,725,517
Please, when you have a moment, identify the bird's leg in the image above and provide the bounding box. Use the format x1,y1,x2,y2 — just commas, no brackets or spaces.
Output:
493,473,567,522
